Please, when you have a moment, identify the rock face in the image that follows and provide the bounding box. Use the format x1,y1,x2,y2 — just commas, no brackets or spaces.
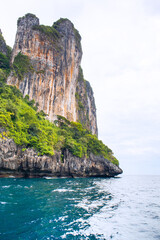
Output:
0,29,8,55
0,138,122,178
76,68,97,135
7,13,98,135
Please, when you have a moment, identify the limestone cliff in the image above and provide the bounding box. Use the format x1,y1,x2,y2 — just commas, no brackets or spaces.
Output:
0,29,8,56
7,13,98,135
0,138,122,178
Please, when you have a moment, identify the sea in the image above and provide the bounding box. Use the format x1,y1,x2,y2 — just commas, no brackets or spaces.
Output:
0,175,160,240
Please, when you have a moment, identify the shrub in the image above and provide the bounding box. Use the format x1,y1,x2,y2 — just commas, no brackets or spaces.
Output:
0,52,10,70
12,52,34,80
32,25,60,42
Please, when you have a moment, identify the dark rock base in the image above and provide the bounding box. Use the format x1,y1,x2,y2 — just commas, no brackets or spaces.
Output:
0,138,123,178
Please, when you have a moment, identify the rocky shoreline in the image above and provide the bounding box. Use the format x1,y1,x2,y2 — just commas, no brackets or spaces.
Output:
0,138,122,178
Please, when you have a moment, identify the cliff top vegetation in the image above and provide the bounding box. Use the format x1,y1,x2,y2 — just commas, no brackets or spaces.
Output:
32,16,81,50
17,13,38,25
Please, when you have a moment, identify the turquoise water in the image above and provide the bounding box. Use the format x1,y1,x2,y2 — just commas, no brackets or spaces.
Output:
0,176,160,240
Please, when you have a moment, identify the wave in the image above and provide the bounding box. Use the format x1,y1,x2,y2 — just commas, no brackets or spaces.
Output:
0,202,7,205
52,188,74,193
2,185,11,189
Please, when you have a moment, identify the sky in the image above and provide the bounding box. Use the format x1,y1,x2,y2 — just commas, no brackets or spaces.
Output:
0,0,160,175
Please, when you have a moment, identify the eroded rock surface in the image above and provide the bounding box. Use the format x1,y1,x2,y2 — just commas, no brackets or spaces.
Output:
0,138,122,178
7,14,98,135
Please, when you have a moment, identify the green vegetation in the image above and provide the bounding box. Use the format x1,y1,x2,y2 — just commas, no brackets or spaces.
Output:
0,75,119,165
73,28,81,50
0,53,11,86
32,25,61,42
52,18,69,28
32,23,62,52
56,116,119,166
0,80,57,156
77,66,84,83
0,53,10,72
6,46,12,59
0,34,118,166
0,32,6,49
75,66,86,110
34,18,82,50
75,92,84,110
12,52,34,80
0,35,12,58
17,13,37,25
77,66,88,95
0,32,4,41
75,66,91,130
0,42,32,82
0,32,12,76
53,18,81,50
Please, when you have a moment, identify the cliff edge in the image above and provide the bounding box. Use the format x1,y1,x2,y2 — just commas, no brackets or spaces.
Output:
7,13,98,135
0,14,123,177
0,138,122,178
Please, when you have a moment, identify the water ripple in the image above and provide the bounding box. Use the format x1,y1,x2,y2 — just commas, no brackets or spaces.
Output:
0,176,160,239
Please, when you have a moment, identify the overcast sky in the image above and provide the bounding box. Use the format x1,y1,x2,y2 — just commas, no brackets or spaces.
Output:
1,0,160,175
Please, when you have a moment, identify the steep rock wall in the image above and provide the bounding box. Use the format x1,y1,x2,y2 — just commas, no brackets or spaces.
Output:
0,29,8,56
76,67,98,135
0,138,122,178
7,14,98,135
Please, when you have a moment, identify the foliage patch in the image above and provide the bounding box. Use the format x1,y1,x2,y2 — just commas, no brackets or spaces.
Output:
32,25,61,42
12,52,34,80
0,77,119,166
